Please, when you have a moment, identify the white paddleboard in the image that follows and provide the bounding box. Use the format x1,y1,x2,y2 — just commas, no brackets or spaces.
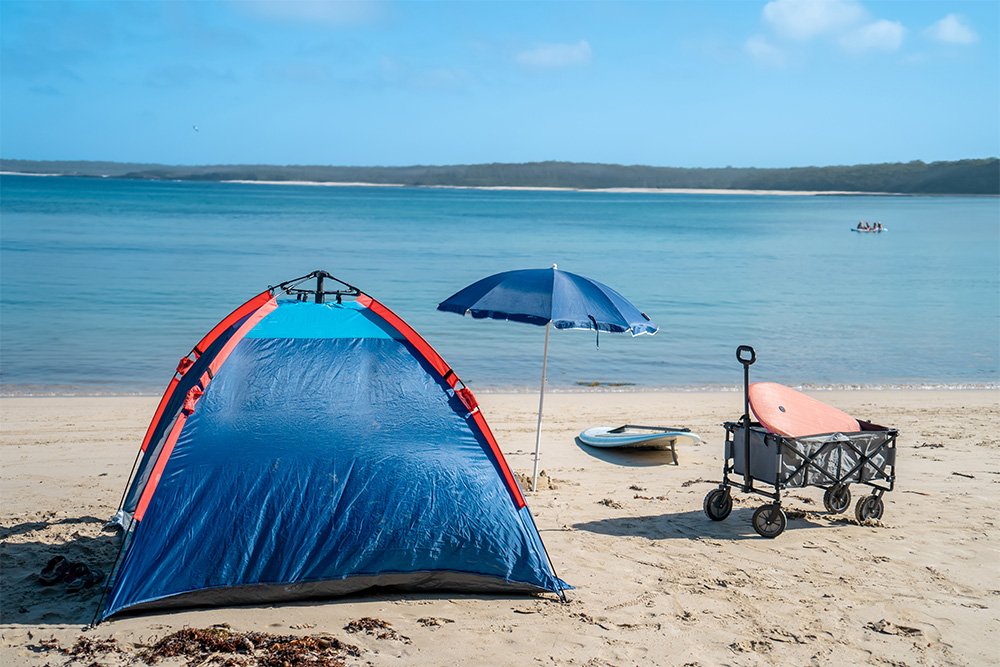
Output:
578,425,702,450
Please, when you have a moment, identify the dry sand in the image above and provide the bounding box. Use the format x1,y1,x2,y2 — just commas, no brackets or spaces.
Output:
1,390,998,666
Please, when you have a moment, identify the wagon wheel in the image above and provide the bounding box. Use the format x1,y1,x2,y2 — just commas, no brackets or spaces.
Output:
752,504,786,538
703,488,733,521
854,495,885,523
823,484,851,514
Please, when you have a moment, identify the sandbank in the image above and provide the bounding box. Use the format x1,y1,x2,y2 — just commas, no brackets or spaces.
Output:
221,178,892,196
1,390,998,665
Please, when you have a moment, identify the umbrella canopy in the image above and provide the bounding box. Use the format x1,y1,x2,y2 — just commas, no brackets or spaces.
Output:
438,266,657,491
437,267,658,336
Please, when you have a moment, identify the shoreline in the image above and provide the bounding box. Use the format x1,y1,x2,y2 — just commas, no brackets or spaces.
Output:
2,382,997,398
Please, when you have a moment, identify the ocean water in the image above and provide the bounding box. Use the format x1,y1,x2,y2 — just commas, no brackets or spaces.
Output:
1,174,997,394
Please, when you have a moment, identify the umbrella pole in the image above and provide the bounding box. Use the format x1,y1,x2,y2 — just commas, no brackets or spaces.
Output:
531,322,551,492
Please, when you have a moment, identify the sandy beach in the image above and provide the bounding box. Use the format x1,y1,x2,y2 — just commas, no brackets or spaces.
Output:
1,390,998,666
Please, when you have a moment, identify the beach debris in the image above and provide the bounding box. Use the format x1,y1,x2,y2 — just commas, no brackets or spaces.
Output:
67,636,122,657
345,617,411,644
951,471,975,479
633,494,667,501
35,629,364,667
34,635,122,660
865,619,923,637
417,616,455,627
629,484,645,491
140,626,361,666
916,442,944,448
597,498,623,509
680,478,707,487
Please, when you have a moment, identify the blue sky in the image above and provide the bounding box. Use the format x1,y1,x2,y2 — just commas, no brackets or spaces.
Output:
2,0,997,168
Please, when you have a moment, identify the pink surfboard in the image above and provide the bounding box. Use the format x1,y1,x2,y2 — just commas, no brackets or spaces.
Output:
749,382,860,437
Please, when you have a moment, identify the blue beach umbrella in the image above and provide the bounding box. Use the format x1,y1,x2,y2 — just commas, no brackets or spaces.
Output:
438,265,658,492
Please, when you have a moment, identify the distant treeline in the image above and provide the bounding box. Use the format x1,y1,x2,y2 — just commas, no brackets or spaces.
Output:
3,158,997,195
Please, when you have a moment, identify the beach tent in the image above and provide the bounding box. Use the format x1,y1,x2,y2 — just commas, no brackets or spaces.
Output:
98,271,565,621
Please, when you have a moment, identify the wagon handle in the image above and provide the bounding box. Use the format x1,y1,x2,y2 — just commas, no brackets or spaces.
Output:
737,345,755,492
736,345,755,421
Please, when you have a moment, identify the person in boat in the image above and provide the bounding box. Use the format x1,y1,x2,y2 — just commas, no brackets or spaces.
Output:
857,221,865,229
875,222,883,231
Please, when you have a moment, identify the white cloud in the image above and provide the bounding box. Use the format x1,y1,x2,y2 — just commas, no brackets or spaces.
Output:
762,0,867,41
515,40,592,70
840,20,906,54
745,34,786,66
925,14,978,45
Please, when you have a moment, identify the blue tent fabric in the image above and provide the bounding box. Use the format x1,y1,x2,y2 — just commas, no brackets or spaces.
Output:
118,311,255,522
437,267,658,336
101,300,564,620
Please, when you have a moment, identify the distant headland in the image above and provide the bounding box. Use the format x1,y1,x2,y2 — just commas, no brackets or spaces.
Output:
2,158,997,195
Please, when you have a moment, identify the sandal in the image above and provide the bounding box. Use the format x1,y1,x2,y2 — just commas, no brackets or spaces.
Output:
64,563,105,592
38,556,70,585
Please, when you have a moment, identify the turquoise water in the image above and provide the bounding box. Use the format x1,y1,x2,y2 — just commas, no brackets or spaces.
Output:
1,174,997,394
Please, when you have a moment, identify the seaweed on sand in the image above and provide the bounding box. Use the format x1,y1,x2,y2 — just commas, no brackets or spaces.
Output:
141,626,361,667
344,617,411,644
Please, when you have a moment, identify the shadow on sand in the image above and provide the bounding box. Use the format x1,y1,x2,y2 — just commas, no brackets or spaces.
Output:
572,507,827,541
0,516,120,626
573,437,677,467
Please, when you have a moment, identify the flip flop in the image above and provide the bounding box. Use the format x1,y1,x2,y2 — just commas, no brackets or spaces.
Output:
38,556,70,585
64,563,105,592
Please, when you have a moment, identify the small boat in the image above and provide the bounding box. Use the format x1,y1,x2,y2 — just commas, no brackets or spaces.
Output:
578,425,702,452
851,227,887,233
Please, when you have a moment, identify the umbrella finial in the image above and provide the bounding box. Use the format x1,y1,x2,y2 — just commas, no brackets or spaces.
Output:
552,263,558,270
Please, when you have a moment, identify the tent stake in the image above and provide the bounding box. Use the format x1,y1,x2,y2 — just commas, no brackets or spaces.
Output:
531,322,550,493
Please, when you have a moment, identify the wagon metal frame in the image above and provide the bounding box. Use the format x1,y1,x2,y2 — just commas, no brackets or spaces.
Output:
703,346,898,537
